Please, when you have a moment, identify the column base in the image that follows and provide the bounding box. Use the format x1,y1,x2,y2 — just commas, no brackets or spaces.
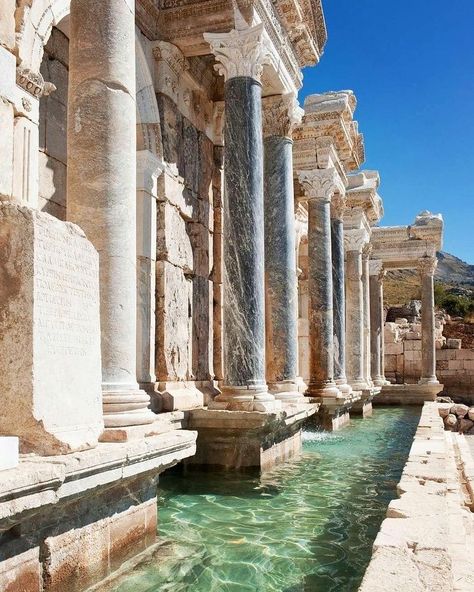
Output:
268,380,306,403
373,376,389,387
149,381,209,413
209,384,281,412
102,389,155,428
419,377,440,385
305,381,340,399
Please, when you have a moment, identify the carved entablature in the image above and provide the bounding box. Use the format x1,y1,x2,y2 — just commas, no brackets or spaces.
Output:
297,168,343,203
370,211,443,271
273,0,327,67
293,90,365,174
262,94,303,138
346,170,384,226
16,67,56,98
157,0,309,92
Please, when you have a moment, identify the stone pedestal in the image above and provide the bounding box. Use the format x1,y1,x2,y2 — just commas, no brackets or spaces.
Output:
0,204,103,455
297,170,340,400
204,24,277,411
344,229,369,391
263,95,301,402
419,257,439,385
187,404,318,470
67,0,154,429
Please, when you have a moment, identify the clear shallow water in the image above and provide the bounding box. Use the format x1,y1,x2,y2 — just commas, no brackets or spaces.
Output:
112,407,420,592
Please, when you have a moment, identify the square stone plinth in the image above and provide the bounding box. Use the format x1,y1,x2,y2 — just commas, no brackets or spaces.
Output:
186,403,318,470
0,204,103,455
375,384,444,406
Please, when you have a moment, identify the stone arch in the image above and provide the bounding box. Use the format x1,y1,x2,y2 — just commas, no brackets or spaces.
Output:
16,0,163,158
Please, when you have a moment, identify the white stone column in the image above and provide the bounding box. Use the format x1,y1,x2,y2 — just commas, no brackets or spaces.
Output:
297,169,340,399
344,229,369,391
419,257,439,384
362,245,372,387
369,260,386,386
67,0,154,427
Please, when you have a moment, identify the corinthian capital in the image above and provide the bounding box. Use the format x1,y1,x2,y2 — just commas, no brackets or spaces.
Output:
204,23,271,83
344,228,369,253
369,260,385,279
297,169,338,203
418,256,437,277
262,94,303,139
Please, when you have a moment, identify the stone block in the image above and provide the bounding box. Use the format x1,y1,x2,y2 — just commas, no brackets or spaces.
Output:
385,342,403,355
0,547,41,592
0,1,15,50
446,338,462,349
38,150,67,210
458,349,474,360
0,435,18,471
155,260,192,381
0,204,103,454
0,98,13,199
404,331,421,340
157,170,193,218
157,201,193,271
463,360,474,371
42,97,67,163
384,355,397,372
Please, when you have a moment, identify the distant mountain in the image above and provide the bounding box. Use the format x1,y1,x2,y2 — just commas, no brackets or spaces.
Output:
436,252,474,287
383,252,474,307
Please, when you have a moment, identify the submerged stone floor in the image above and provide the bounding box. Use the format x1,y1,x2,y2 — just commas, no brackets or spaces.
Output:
89,407,420,592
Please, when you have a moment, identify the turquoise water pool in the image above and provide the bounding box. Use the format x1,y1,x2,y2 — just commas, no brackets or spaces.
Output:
112,407,420,592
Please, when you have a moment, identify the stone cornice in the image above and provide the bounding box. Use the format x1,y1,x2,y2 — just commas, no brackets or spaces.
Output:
204,23,271,82
293,91,365,173
262,94,302,138
346,170,384,226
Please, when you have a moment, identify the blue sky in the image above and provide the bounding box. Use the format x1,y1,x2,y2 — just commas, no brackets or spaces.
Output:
299,0,474,263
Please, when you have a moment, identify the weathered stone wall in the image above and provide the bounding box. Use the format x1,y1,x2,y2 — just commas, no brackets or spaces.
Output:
38,27,69,220
384,318,474,398
155,93,216,391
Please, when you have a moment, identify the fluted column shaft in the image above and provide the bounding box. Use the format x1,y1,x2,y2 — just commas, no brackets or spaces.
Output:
419,258,439,384
263,95,300,400
67,0,153,427
369,261,385,386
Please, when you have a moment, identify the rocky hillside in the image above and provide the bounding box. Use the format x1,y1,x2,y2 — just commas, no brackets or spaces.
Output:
436,252,474,287
384,251,474,307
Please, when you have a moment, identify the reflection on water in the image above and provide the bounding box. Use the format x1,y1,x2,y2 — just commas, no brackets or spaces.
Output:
112,407,420,592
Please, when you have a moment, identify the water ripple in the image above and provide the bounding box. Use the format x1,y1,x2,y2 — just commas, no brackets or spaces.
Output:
112,407,420,592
